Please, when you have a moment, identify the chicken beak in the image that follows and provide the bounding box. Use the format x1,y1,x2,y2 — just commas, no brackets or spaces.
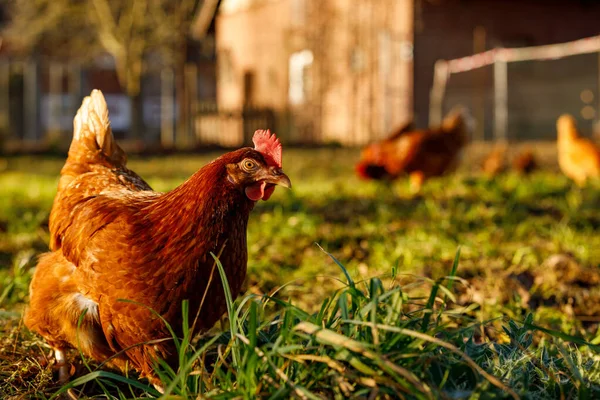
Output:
264,168,292,189
276,173,292,189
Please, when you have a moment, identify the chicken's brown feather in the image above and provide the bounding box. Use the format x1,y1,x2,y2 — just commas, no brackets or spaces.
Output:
25,90,288,387
356,108,469,189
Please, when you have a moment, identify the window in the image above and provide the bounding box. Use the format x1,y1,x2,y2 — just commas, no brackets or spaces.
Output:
288,50,313,105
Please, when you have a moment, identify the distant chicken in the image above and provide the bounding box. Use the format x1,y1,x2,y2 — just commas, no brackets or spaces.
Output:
356,108,469,190
481,142,507,177
24,90,291,388
512,148,538,175
556,114,600,186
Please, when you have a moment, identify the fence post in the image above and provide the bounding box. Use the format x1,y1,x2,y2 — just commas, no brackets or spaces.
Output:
48,62,63,141
473,26,487,142
23,60,40,142
185,63,198,147
68,63,82,118
493,55,508,142
0,61,9,144
161,67,175,148
429,60,448,126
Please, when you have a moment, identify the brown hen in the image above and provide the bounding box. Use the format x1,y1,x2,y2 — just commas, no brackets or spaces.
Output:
356,108,469,191
481,142,508,178
512,147,538,175
24,90,291,389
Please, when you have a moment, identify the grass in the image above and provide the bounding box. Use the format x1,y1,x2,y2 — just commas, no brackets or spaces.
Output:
1,146,600,398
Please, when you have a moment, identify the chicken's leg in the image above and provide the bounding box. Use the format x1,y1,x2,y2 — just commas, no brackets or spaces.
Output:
54,348,80,400
54,348,69,385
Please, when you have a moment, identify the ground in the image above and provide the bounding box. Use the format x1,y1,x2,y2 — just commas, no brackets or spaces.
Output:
1,145,600,398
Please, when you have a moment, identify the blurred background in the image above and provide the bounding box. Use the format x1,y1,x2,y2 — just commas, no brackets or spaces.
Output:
0,0,599,153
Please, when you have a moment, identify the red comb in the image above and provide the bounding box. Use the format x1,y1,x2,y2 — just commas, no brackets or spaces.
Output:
252,130,282,168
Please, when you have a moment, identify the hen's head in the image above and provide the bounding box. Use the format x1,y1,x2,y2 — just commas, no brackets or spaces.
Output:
226,130,291,201
557,114,579,143
356,162,389,180
355,143,388,180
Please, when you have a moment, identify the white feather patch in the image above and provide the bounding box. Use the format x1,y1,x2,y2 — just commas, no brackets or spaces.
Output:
72,89,111,148
73,293,99,321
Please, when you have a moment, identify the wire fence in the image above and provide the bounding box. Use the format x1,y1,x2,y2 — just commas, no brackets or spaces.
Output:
431,35,600,142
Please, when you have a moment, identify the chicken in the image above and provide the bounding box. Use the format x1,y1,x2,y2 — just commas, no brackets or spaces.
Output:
556,114,600,186
356,108,469,191
481,142,507,177
24,90,291,388
353,121,414,180
512,147,537,175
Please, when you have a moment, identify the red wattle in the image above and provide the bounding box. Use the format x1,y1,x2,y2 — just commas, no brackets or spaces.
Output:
245,181,265,201
262,185,276,200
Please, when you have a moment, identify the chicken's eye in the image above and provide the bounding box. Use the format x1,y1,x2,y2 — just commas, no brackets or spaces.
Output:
241,159,258,172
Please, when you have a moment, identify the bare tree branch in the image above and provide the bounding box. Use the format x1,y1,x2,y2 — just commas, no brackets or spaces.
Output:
3,0,201,95
89,0,124,57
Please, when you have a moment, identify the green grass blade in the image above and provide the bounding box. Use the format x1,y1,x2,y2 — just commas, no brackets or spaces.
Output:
316,243,355,288
51,371,160,399
446,246,461,292
212,252,240,368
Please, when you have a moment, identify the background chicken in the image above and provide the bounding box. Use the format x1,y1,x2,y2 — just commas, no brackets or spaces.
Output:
355,108,470,191
24,90,291,388
512,147,538,175
556,114,600,186
481,142,507,177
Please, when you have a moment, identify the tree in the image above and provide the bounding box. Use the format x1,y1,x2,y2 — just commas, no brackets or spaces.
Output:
4,0,199,142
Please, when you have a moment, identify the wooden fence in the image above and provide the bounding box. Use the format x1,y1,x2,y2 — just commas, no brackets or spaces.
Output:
194,102,277,147
0,59,287,151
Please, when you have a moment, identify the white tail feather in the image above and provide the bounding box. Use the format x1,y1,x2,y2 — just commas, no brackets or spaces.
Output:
74,89,111,146
72,89,124,164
